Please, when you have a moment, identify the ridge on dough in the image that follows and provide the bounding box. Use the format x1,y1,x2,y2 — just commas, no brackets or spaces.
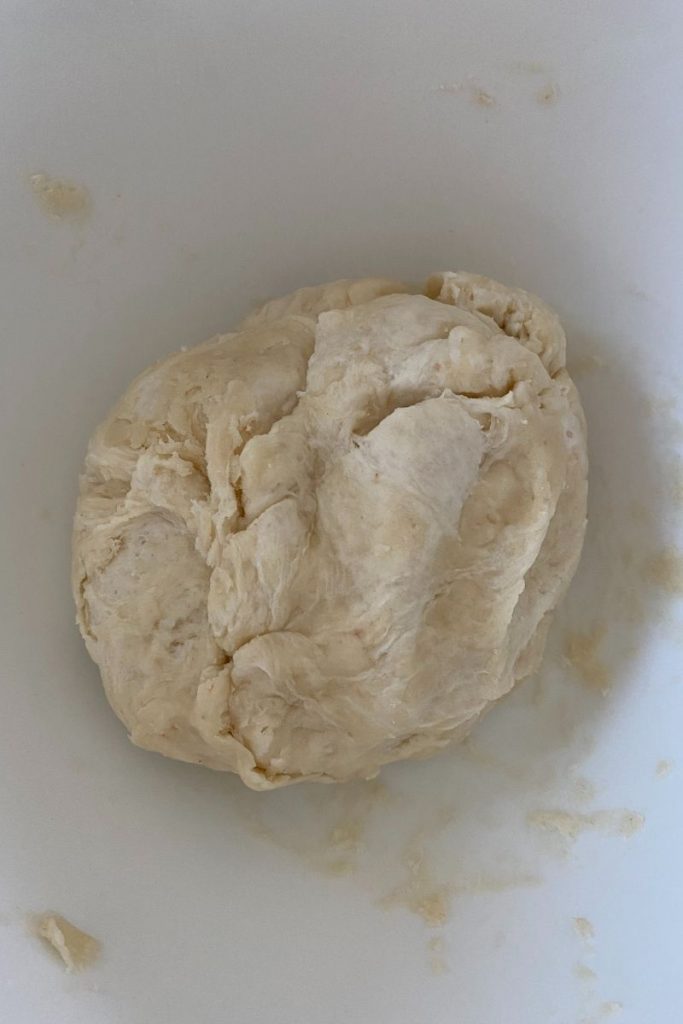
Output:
73,273,588,789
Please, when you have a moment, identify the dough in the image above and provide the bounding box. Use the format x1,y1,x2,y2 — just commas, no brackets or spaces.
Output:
73,272,587,789
36,914,100,971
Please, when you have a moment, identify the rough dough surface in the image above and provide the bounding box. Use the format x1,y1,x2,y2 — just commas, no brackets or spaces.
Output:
73,272,587,789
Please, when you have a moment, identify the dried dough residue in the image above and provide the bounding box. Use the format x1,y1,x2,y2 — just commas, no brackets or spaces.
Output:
435,81,496,108
29,173,91,222
645,549,683,594
529,808,644,843
572,916,624,1022
574,916,595,941
472,87,496,108
381,839,453,927
237,781,385,878
35,913,100,972
656,758,674,777
537,82,560,106
564,626,612,694
380,831,539,929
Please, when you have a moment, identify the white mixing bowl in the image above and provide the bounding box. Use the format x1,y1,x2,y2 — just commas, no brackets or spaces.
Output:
1,2,681,1022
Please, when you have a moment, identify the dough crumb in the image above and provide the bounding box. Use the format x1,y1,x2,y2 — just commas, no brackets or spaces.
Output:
574,916,595,940
537,82,560,106
598,1001,623,1018
35,913,100,972
529,808,644,843
617,810,645,836
575,962,597,981
564,626,612,694
28,174,91,222
435,81,496,108
656,758,674,778
472,87,496,108
644,549,683,594
380,840,453,927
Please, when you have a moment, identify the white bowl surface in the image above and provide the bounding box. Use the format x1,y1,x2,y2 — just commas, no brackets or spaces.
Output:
1,3,682,1022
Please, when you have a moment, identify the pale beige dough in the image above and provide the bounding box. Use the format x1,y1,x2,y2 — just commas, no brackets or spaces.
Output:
36,913,100,971
73,272,587,789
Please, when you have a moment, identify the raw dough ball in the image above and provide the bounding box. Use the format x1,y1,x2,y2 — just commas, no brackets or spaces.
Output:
73,273,587,789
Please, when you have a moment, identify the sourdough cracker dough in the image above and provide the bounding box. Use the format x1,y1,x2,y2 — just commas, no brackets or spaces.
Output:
73,272,587,789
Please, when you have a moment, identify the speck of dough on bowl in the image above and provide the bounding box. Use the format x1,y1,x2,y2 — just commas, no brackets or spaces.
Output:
35,913,100,972
29,173,91,222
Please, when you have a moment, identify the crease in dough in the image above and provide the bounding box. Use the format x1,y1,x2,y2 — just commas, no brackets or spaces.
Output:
73,273,588,789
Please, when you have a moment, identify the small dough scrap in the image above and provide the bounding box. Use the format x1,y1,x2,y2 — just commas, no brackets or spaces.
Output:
29,174,90,222
574,916,595,940
73,272,588,789
36,913,100,972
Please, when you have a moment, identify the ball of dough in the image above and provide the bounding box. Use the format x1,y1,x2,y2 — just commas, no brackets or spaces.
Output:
73,273,587,789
